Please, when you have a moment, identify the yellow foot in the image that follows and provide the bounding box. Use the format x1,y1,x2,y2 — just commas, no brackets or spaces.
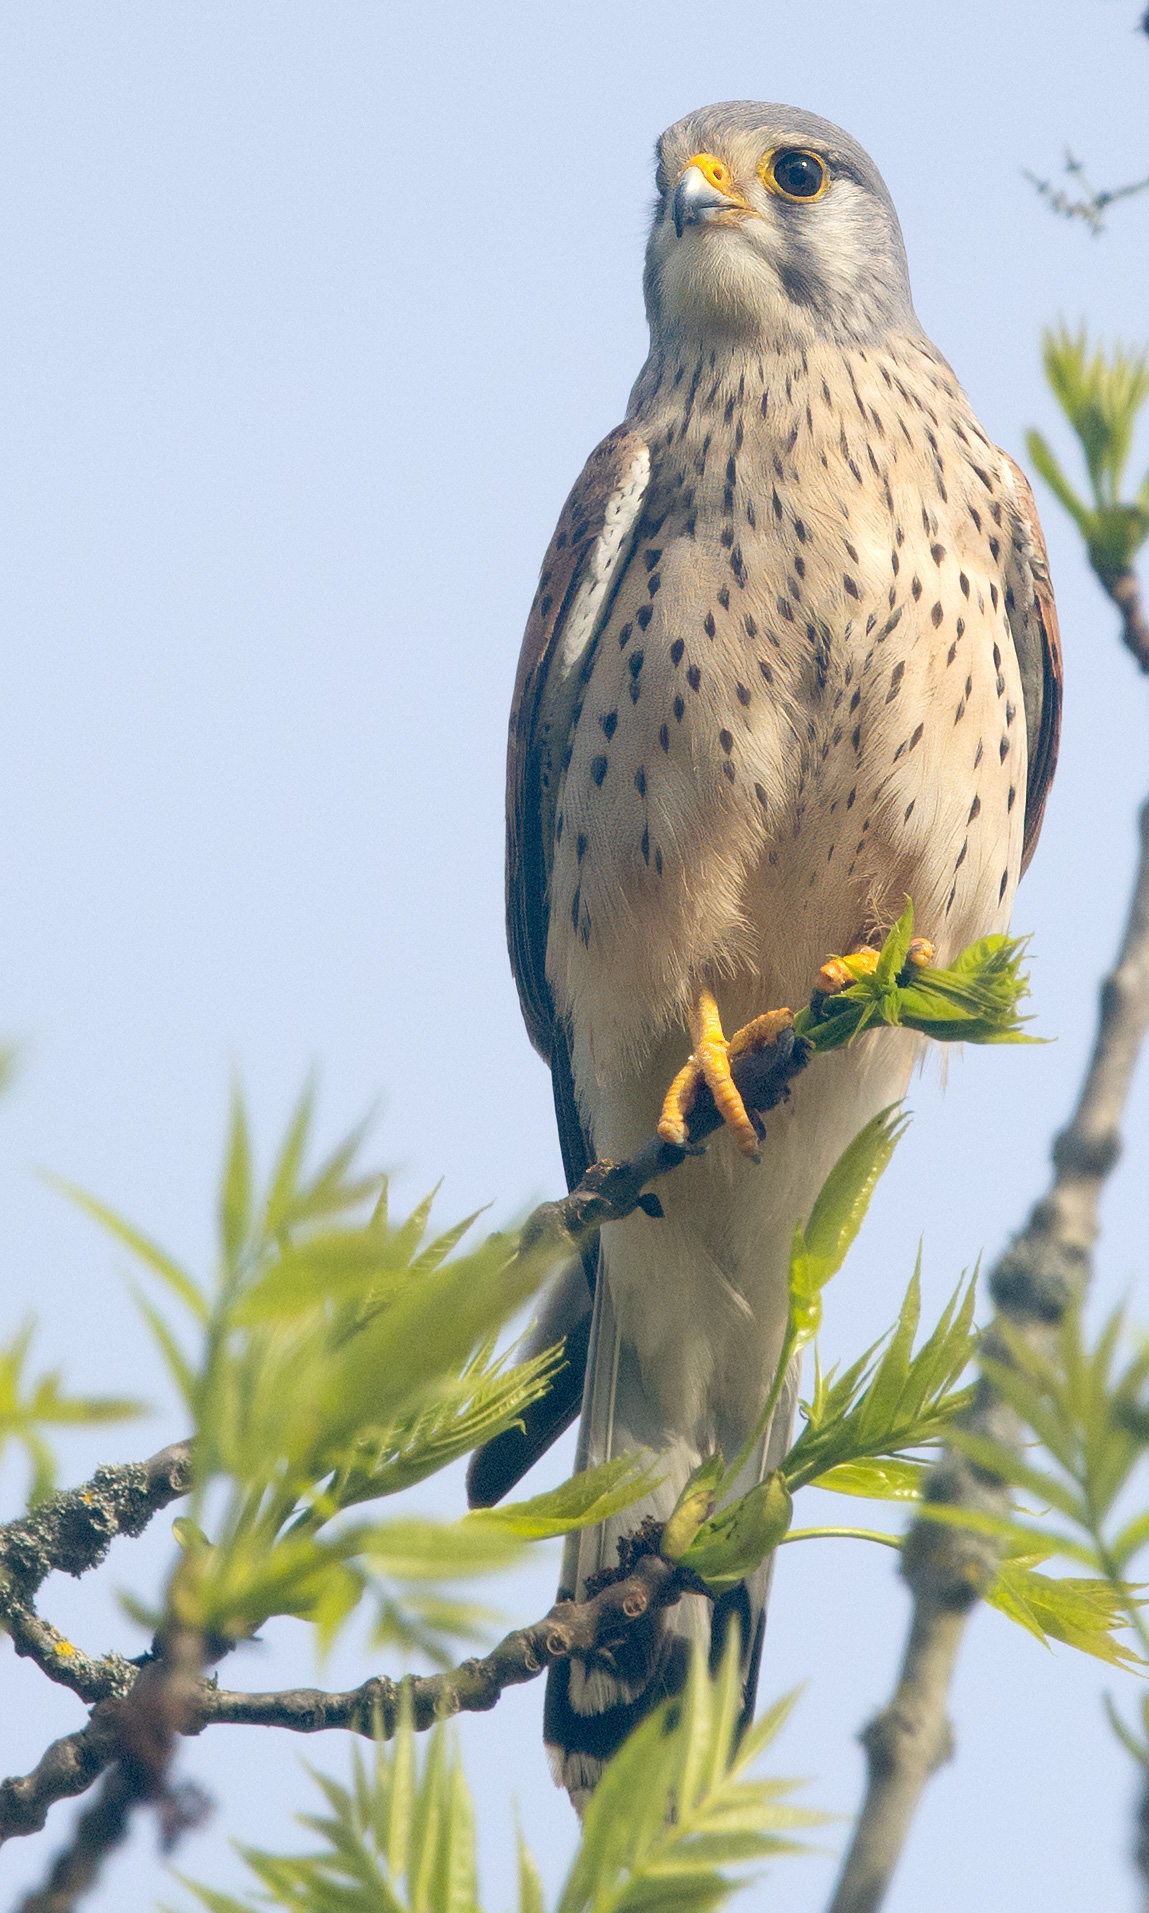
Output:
657,989,794,1161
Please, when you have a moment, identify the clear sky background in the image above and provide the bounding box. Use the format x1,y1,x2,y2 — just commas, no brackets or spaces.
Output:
0,3,1147,1907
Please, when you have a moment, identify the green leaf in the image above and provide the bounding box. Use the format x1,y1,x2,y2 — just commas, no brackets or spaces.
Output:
675,1472,794,1594
0,1320,145,1503
662,1453,727,1560
350,1516,524,1582
51,1179,208,1321
789,1106,909,1318
219,1090,254,1273
518,1835,547,1913
466,1453,660,1543
808,1457,926,1500
987,1559,1142,1668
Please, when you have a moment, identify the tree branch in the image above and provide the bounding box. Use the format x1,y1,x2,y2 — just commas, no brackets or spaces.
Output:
0,1548,685,1855
826,795,1149,1913
0,1441,191,1703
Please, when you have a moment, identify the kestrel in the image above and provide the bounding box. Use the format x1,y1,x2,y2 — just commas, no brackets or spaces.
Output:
468,101,1061,1802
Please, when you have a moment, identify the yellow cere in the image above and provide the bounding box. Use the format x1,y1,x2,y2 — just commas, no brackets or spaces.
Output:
682,151,737,197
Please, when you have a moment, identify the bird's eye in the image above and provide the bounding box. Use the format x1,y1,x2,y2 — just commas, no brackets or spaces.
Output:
762,148,829,203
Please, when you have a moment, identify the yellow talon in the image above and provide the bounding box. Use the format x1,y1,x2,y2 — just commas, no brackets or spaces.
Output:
657,991,794,1161
906,936,935,969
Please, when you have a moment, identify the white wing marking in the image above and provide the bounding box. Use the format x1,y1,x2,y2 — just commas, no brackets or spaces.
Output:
556,443,651,681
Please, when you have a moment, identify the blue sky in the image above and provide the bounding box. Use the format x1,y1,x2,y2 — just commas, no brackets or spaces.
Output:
0,3,1148,1907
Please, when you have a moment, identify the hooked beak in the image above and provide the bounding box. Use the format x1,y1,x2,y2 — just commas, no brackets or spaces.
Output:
672,159,750,238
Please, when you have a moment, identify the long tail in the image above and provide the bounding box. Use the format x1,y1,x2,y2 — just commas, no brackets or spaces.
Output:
543,1272,800,1807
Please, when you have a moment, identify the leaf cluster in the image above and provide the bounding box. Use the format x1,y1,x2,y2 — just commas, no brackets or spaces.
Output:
796,904,1034,1054
920,1307,1149,1671
66,1089,649,1659
175,1639,821,1913
1026,325,1149,580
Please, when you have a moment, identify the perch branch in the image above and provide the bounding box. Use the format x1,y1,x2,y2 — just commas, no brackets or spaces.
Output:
826,795,1149,1913
0,1550,684,1852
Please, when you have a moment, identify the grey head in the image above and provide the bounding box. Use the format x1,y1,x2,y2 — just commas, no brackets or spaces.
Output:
643,101,921,352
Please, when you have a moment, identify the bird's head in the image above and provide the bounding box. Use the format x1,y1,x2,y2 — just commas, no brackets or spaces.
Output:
644,102,918,351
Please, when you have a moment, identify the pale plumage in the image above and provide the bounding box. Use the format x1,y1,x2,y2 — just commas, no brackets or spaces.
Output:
468,101,1061,1803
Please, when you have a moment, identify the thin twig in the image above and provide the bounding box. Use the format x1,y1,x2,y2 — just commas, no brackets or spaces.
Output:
826,794,1149,1913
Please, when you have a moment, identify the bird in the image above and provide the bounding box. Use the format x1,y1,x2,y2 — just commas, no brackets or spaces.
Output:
466,100,1062,1805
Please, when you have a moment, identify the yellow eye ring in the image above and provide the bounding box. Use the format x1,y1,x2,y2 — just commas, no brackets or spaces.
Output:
760,148,830,204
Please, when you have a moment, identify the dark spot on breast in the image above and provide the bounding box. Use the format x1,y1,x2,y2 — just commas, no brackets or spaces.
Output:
590,755,608,786
1000,736,1010,761
674,695,685,721
959,572,970,597
910,722,924,750
772,489,783,518
718,729,733,755
754,782,768,809
844,575,859,599
704,612,716,638
999,867,1009,900
974,738,984,767
635,767,646,797
647,573,661,596
931,602,944,627
743,613,757,639
852,725,862,751
886,661,905,702
911,576,922,600
576,831,587,861
636,605,653,630
571,887,580,929
759,660,773,684
687,665,701,692
847,786,856,808
629,650,644,679
670,638,684,666
660,724,670,752
904,800,915,821
641,826,650,863
654,846,663,876
736,682,751,707
644,549,661,571
1007,785,1016,811
931,543,945,565
600,711,617,738
718,586,730,609
618,622,632,650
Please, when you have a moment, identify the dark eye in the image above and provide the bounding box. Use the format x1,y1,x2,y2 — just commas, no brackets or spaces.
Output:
764,148,828,202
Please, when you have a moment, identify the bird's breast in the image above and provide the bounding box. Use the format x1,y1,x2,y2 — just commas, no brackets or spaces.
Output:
545,340,1026,1083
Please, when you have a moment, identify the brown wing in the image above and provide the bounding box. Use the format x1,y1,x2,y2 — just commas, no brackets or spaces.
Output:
999,451,1064,874
506,422,651,1070
468,427,650,1509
